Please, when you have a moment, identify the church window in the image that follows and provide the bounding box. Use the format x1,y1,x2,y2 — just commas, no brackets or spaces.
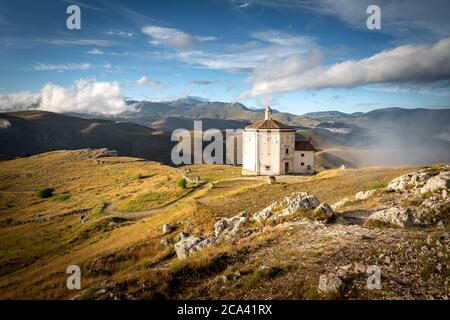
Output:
265,166,271,171
301,153,304,157
301,162,305,166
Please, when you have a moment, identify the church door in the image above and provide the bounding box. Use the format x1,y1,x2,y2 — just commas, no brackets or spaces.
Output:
284,162,289,174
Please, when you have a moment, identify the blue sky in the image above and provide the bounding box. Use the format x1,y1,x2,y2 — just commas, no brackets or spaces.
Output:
0,0,450,115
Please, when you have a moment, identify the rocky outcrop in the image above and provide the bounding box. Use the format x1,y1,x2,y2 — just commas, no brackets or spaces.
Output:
214,211,250,238
355,190,376,201
253,192,320,222
420,171,450,194
368,207,414,228
174,235,218,260
387,171,432,192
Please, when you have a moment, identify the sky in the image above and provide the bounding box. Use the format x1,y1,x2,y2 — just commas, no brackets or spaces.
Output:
0,0,450,115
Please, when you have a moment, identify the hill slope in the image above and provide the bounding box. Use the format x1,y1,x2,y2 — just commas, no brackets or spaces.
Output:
0,111,174,163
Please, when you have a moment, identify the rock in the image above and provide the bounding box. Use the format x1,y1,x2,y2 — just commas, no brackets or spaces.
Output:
221,275,228,284
175,231,190,242
174,235,218,260
253,192,320,222
368,207,415,228
234,271,241,279
312,203,334,222
267,176,277,184
355,190,376,201
317,274,344,298
443,189,448,200
388,171,432,192
214,211,250,238
174,236,204,260
331,198,351,210
160,239,170,246
421,171,450,194
162,224,172,234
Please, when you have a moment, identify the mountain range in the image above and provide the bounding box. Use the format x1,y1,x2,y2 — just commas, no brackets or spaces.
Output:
1,97,449,168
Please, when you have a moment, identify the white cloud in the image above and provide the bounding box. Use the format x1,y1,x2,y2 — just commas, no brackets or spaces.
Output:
242,37,450,97
236,0,450,38
87,48,104,55
0,92,40,111
0,80,133,115
142,25,217,49
44,38,118,47
148,29,317,73
39,79,133,115
106,30,134,38
136,76,167,88
33,63,92,71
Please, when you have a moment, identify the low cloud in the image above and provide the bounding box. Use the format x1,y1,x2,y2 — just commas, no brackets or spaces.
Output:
142,25,217,49
0,92,40,111
0,80,133,115
243,37,450,97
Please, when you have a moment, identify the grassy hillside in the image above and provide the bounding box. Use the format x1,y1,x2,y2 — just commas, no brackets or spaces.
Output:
0,150,421,299
0,111,174,163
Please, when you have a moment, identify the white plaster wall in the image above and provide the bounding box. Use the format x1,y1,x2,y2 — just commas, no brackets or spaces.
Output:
294,150,315,174
242,130,256,173
257,130,281,175
279,131,295,174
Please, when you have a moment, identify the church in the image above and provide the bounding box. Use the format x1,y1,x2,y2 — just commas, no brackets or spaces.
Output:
242,106,315,176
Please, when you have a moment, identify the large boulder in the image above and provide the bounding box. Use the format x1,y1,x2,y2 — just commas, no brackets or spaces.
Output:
317,274,344,298
174,235,218,260
214,211,250,238
420,171,450,194
368,207,414,228
253,192,320,222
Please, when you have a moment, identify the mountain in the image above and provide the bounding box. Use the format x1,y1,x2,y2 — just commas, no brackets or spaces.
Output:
119,98,317,130
0,110,174,163
303,111,355,119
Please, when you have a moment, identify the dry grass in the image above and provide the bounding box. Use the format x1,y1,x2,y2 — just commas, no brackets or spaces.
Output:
0,150,428,299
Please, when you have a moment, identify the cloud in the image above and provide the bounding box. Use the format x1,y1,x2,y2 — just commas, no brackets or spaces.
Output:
136,76,167,88
106,30,134,38
33,63,92,71
155,30,317,73
142,25,217,49
0,92,40,111
39,79,132,115
87,48,104,55
238,0,450,38
0,80,133,115
44,38,118,47
190,80,223,86
242,37,450,97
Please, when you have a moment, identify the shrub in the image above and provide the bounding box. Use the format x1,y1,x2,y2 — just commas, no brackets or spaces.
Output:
37,187,55,199
178,178,187,189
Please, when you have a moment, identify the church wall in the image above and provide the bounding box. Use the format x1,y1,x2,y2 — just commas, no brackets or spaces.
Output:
294,150,315,174
257,130,282,175
279,131,295,174
242,130,257,174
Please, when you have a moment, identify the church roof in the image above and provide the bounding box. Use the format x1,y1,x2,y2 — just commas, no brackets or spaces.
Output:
246,119,294,130
295,140,315,151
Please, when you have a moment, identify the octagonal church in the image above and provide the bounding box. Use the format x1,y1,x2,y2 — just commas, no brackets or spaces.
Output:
242,106,315,176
